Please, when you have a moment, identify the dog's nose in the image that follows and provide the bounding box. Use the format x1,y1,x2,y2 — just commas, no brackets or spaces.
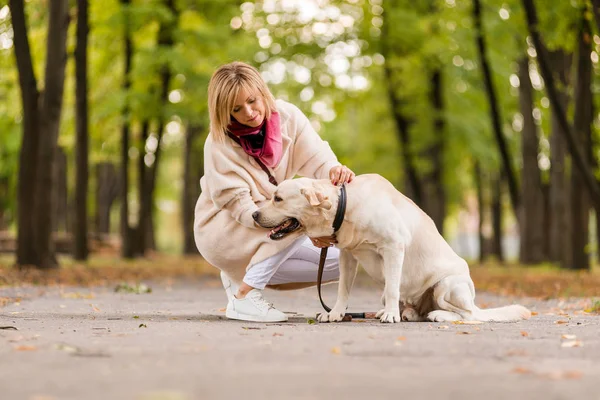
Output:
252,211,260,221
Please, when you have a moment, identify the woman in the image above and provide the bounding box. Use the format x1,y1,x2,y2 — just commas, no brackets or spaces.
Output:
194,62,355,322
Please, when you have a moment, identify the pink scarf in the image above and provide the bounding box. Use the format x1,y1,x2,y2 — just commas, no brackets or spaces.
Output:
227,112,282,168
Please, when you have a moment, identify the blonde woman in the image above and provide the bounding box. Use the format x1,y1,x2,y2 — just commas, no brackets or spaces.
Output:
194,61,355,322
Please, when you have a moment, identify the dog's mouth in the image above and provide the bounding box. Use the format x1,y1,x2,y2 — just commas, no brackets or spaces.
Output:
269,218,302,240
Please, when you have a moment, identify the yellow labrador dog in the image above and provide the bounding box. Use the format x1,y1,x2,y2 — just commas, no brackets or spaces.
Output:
253,174,531,323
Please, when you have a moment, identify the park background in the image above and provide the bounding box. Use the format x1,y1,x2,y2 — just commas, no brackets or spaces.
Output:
1,0,600,301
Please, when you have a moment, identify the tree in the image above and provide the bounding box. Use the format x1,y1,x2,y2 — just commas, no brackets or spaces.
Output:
472,0,520,216
517,56,546,263
10,0,70,268
521,0,600,209
74,0,90,260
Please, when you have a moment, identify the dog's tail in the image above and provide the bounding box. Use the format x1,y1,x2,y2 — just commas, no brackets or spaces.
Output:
471,304,531,322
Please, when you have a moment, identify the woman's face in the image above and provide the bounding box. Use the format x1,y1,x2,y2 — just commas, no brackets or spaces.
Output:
231,87,265,127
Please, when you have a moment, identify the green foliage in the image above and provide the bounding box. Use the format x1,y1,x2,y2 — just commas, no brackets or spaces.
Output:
0,0,593,250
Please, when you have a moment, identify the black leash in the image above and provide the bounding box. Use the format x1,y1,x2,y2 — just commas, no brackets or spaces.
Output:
317,184,376,321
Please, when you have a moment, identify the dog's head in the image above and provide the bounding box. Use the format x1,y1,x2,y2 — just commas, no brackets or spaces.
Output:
253,178,334,240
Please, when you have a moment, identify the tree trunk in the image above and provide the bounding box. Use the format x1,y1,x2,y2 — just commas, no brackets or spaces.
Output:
134,121,150,256
136,0,177,254
517,57,545,264
474,162,487,263
522,0,600,208
52,147,68,233
34,0,70,269
423,69,446,235
381,4,423,204
491,172,504,262
568,16,592,270
182,124,204,255
73,0,89,260
548,50,571,263
120,0,134,258
95,162,119,237
473,0,520,216
10,0,42,267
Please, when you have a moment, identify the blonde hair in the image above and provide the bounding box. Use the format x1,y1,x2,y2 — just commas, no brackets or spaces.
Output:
207,61,276,142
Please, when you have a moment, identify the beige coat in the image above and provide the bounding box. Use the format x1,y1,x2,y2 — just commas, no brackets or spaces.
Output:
194,100,340,282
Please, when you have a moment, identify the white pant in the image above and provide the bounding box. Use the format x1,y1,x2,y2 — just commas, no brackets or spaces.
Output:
243,236,340,290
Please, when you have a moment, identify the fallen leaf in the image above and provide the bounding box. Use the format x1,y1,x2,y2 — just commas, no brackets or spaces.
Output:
561,340,583,348
91,305,100,312
218,308,226,312
133,316,139,319
452,321,484,325
14,345,37,351
456,331,471,335
561,334,577,340
506,349,529,357
531,311,538,316
241,327,261,330
521,331,529,337
139,324,147,328
307,318,316,325
437,325,449,330
396,336,407,341
512,367,532,374
55,344,80,353
61,292,95,299
272,332,284,337
331,347,341,355
555,320,568,324
562,370,584,380
0,326,18,330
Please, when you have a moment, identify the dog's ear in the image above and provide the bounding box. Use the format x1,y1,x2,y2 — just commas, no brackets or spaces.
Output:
301,187,332,210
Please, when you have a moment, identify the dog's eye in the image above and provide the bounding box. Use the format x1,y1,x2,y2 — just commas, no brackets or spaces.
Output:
273,196,283,202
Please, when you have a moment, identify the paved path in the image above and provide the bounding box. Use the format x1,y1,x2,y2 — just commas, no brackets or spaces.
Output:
1,277,599,400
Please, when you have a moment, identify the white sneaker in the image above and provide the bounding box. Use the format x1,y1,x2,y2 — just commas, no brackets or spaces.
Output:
220,271,239,302
226,289,288,322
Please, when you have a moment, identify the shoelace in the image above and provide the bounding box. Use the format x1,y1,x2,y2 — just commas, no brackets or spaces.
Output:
249,294,274,311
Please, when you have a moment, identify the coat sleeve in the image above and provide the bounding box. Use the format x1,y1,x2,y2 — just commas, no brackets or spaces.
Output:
203,137,260,229
288,104,341,180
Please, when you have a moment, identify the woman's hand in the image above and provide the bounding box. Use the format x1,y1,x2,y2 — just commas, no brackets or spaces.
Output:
329,165,355,186
310,235,338,248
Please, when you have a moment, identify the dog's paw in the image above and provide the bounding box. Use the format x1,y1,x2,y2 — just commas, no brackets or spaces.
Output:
401,307,420,322
317,310,345,323
379,310,400,323
427,310,461,322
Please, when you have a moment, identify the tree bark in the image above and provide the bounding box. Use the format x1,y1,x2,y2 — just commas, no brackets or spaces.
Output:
548,50,571,263
134,121,150,256
182,124,204,255
491,172,504,262
473,0,520,216
474,162,487,263
34,0,70,269
568,16,592,270
517,57,546,264
381,3,423,204
95,162,119,237
10,0,42,267
74,0,89,260
423,69,446,235
120,0,134,258
52,147,68,233
522,0,600,208
137,0,177,254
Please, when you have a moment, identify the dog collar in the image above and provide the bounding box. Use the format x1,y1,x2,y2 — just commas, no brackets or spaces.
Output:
332,184,346,233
